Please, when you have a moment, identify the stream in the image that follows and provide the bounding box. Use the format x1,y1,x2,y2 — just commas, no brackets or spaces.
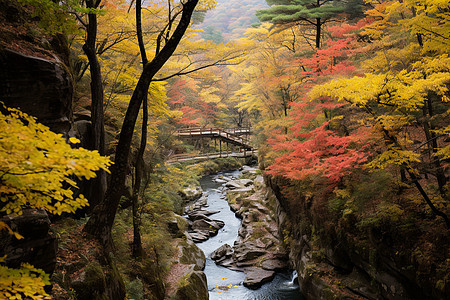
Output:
195,170,303,300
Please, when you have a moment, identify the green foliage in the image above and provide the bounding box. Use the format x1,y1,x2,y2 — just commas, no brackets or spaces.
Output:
257,0,345,25
182,157,243,176
357,202,405,229
125,278,145,300
201,26,224,44
18,0,79,35
349,170,396,212
112,207,170,300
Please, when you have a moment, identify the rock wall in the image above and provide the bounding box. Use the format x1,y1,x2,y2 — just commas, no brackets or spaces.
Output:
265,175,443,300
164,214,209,300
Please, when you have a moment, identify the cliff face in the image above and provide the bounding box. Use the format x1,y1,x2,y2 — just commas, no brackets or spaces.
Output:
0,49,73,134
0,0,74,135
265,174,447,300
0,0,75,280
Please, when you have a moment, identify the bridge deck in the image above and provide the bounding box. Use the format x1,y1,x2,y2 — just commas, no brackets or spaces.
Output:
174,127,252,150
167,150,256,163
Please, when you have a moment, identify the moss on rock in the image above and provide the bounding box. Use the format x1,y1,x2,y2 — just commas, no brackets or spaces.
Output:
171,268,208,300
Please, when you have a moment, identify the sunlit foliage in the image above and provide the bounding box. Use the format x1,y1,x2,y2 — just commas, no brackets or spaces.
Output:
0,104,111,299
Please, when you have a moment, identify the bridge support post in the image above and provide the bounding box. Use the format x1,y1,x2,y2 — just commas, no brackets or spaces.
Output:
219,140,222,158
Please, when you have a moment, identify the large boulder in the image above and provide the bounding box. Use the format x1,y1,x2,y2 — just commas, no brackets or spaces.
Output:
187,210,219,221
179,235,206,271
211,244,233,262
179,185,203,202
188,231,210,243
71,262,107,300
0,49,73,135
191,218,225,237
70,260,125,300
243,268,275,290
172,267,208,300
0,209,57,274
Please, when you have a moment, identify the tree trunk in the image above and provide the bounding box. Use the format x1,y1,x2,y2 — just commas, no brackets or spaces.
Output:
363,105,450,229
83,0,107,208
423,93,447,196
130,0,148,258
84,0,200,249
315,18,321,49
131,134,144,258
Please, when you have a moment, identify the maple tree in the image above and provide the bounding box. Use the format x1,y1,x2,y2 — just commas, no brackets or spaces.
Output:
307,0,450,226
167,76,224,127
264,20,370,184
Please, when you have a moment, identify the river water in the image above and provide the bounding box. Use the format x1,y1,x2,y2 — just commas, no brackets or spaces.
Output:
195,170,303,300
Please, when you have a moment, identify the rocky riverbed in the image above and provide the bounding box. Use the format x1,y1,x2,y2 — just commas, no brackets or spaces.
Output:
183,166,292,290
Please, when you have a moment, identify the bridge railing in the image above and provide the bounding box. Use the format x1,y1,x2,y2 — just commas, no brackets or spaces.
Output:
176,127,251,135
223,127,251,135
175,127,251,147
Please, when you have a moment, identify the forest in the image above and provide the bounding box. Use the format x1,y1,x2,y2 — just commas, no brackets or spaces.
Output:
0,0,449,299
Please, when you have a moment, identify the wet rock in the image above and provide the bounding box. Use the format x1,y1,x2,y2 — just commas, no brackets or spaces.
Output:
234,245,266,262
243,268,275,290
261,259,288,271
217,258,236,269
241,165,258,174
211,244,233,262
189,231,210,243
188,214,225,242
187,210,220,221
184,194,209,215
192,218,220,231
237,179,253,187
224,181,243,189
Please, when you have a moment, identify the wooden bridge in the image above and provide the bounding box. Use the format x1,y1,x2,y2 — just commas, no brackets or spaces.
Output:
166,150,257,163
174,127,252,150
169,127,254,163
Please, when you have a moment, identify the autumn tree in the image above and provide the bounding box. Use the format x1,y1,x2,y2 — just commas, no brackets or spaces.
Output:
307,0,450,227
0,104,111,299
167,76,224,127
230,24,306,144
265,20,369,183
69,0,132,209
83,0,202,249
